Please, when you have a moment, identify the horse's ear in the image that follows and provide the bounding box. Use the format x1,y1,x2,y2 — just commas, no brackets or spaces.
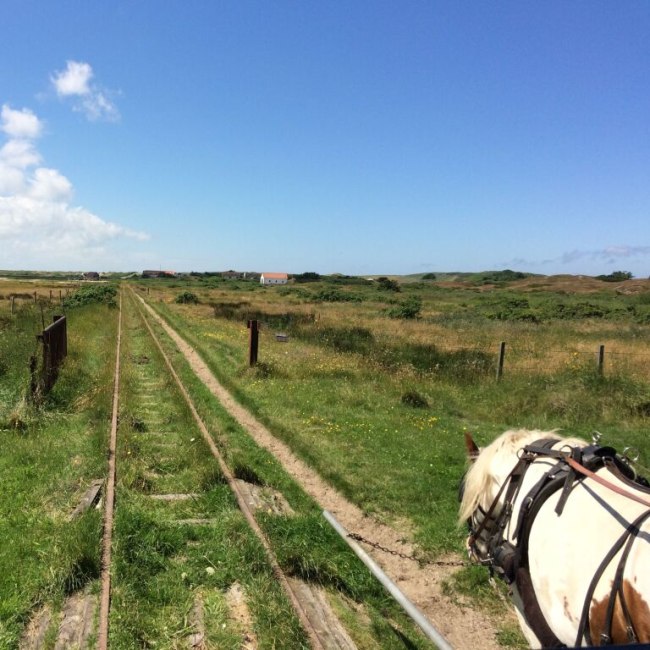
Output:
465,432,480,462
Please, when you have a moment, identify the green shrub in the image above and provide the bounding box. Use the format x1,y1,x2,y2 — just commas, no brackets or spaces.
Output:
596,271,633,282
401,390,429,408
388,296,422,319
62,285,117,308
376,277,401,292
293,272,321,283
475,269,529,284
314,288,363,303
174,291,199,304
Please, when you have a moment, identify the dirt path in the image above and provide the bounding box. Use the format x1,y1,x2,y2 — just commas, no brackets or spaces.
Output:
140,297,508,649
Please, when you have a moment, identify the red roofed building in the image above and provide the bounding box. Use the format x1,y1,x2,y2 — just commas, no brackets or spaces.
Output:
260,272,288,286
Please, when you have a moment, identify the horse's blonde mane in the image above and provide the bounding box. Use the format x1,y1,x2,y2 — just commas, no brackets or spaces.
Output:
458,429,586,524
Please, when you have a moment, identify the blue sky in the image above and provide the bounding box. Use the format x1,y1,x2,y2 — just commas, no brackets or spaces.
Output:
1,1,648,276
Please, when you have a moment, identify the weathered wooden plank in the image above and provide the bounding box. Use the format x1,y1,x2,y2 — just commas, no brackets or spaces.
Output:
288,579,357,650
54,591,97,650
234,479,294,516
19,606,52,650
70,479,104,519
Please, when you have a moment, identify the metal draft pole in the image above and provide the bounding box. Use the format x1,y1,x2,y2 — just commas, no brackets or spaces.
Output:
323,510,453,650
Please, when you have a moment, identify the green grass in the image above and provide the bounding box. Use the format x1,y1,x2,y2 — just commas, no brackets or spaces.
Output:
0,301,116,646
142,283,650,558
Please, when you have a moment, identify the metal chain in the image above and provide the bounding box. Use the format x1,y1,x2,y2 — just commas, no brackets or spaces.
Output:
347,532,469,567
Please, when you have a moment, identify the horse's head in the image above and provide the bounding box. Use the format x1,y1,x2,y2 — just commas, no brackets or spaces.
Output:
458,429,564,560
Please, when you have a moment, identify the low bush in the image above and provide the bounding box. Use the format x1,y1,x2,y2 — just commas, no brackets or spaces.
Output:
174,291,199,304
401,390,429,408
387,296,422,319
313,288,363,303
376,277,401,292
63,285,117,308
597,271,633,282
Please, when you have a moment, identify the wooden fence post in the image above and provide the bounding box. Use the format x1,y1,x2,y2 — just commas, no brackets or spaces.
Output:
248,319,259,366
33,291,37,303
598,344,605,376
11,296,15,315
496,341,506,380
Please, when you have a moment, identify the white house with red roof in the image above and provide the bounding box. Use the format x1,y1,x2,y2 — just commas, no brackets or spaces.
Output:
260,272,288,286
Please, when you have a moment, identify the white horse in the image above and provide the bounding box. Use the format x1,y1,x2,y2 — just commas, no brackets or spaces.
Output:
459,429,650,647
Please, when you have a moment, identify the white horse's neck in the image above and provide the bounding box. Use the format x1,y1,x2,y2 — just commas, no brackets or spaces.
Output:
460,429,564,522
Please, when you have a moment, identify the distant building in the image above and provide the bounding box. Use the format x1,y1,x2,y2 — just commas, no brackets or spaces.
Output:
142,270,177,278
222,270,243,280
260,272,288,286
82,272,100,281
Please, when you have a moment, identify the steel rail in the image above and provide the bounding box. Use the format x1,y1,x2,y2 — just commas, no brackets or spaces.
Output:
97,292,122,650
130,290,326,650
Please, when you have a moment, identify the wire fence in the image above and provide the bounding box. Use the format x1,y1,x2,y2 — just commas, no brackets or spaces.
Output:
0,290,70,316
469,341,650,381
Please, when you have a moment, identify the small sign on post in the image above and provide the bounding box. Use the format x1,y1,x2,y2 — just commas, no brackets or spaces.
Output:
247,319,259,366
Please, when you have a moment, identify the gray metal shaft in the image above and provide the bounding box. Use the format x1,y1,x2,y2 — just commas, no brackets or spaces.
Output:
323,510,453,650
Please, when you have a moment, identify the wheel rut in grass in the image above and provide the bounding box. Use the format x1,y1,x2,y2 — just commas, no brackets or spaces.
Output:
139,295,508,650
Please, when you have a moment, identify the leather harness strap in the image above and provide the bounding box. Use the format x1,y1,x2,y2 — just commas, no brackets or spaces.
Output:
575,508,650,646
566,456,650,509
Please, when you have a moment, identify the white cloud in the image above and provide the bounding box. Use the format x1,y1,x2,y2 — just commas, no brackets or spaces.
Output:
1,104,43,139
0,103,147,267
51,61,93,97
79,90,120,122
504,246,650,275
28,168,73,202
559,246,650,265
51,61,120,122
1,139,42,169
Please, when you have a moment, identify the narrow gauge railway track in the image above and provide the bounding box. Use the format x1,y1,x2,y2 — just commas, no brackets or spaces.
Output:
20,287,467,648
94,290,358,648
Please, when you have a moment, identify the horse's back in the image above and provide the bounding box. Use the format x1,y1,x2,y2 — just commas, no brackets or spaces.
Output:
526,468,650,645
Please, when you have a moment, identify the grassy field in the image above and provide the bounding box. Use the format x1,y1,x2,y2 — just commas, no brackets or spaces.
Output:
0,280,434,648
137,273,650,560
3,271,650,647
